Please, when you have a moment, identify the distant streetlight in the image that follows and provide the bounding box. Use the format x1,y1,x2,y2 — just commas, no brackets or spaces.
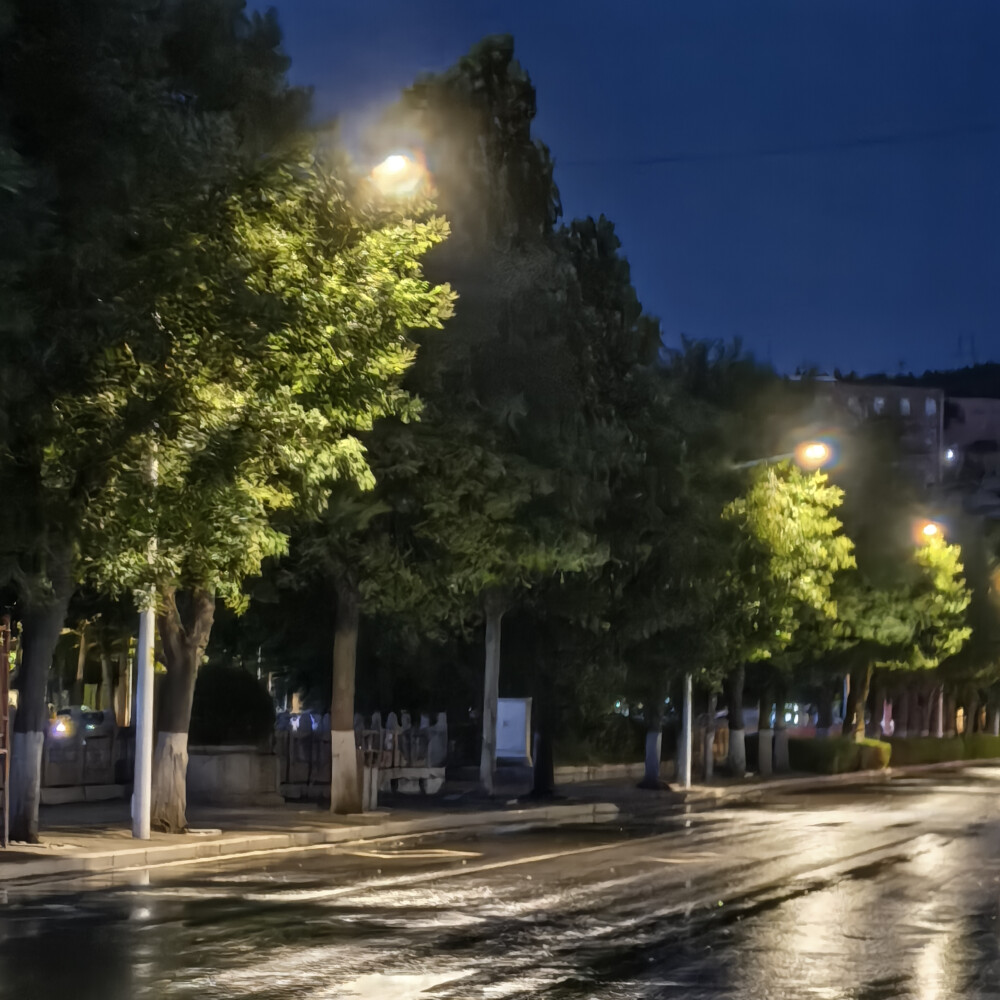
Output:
369,152,427,198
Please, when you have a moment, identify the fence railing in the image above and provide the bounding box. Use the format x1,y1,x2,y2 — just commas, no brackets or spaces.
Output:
276,710,448,799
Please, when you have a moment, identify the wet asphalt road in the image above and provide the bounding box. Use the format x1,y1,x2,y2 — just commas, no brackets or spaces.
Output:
4,770,1000,999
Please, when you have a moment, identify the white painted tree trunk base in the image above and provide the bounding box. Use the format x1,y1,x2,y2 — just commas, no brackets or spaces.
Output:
10,731,44,842
330,729,361,814
773,729,789,772
151,732,189,833
703,730,715,781
757,729,773,776
728,729,747,777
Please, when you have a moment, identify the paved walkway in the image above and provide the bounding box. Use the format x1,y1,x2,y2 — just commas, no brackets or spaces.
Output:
3,759,993,884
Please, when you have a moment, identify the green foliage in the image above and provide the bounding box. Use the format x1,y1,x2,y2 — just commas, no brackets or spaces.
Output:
83,150,454,608
722,465,856,667
962,733,1000,760
189,664,275,746
887,737,966,766
890,734,1000,765
858,737,891,770
788,737,863,774
553,714,646,766
787,736,890,773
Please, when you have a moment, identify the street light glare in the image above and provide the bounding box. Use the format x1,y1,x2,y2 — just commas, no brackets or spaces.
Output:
794,440,832,470
370,152,427,197
380,154,409,175
922,522,939,538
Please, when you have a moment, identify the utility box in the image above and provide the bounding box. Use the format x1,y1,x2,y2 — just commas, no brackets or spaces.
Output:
496,698,532,766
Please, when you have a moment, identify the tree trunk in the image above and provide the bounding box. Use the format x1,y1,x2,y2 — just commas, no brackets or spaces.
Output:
773,681,789,772
704,693,717,781
479,589,506,796
330,578,361,815
853,665,874,741
677,673,693,789
945,694,957,737
642,728,663,787
841,673,858,737
151,587,215,833
10,549,74,843
99,644,114,712
530,664,555,798
727,665,746,776
816,684,834,738
865,679,882,738
72,625,90,706
757,686,774,777
894,687,909,739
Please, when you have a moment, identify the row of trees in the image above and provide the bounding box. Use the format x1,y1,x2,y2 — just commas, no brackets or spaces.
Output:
1,7,991,842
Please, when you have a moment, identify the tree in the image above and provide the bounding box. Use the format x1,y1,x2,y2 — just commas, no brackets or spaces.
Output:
721,464,856,772
86,152,453,830
836,535,971,739
0,0,307,841
373,36,614,796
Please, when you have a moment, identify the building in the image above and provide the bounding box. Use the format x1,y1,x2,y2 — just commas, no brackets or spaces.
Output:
811,380,945,487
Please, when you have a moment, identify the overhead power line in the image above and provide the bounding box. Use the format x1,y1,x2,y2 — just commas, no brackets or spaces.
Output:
559,122,999,168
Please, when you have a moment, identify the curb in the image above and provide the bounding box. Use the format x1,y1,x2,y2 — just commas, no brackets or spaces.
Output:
0,801,620,884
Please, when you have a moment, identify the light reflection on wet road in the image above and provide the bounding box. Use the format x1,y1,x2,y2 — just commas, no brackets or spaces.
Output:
4,771,1000,998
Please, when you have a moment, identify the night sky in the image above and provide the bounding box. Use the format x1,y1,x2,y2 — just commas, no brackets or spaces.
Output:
252,0,1000,376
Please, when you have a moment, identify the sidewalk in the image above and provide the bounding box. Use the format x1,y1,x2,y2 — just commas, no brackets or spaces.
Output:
3,758,996,885
0,793,623,884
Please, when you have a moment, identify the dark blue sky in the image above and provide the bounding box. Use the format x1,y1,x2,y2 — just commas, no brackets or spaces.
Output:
253,0,1000,375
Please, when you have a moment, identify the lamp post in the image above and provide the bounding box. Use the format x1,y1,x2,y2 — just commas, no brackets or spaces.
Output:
132,448,157,840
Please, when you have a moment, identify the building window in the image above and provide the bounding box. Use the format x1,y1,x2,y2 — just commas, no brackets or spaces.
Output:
899,398,910,416
873,397,885,415
925,397,937,416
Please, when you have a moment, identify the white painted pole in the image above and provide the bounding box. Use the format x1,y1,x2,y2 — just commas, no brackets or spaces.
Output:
680,673,693,790
132,449,157,840
132,603,154,839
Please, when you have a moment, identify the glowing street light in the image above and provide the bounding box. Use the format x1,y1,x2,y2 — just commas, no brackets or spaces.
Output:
369,152,427,198
919,519,945,542
794,440,832,470
734,439,835,471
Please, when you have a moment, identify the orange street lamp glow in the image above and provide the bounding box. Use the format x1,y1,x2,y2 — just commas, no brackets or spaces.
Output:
370,152,427,198
794,440,832,470
914,519,945,544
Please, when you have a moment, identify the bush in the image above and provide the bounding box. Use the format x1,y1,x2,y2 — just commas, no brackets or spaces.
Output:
857,737,891,771
963,733,1000,760
555,713,647,766
887,736,965,766
788,736,891,774
788,737,861,774
189,664,275,746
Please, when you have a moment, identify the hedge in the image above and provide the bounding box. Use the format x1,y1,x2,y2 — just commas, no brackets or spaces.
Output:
788,736,891,774
889,733,1000,766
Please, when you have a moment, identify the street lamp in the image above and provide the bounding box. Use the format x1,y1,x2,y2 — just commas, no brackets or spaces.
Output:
918,519,945,542
734,439,835,471
369,152,427,198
